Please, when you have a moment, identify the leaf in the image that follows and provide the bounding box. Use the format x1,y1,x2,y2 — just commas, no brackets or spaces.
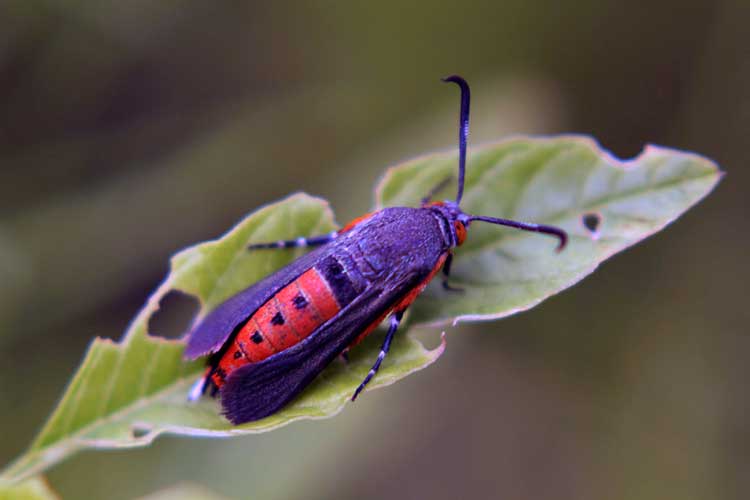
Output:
1,193,444,483
1,137,720,484
376,136,721,325
0,476,59,500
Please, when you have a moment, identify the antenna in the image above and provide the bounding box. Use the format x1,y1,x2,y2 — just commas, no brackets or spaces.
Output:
441,75,470,206
441,75,568,252
468,215,568,251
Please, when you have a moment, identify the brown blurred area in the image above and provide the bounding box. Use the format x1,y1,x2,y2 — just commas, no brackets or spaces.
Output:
0,1,747,499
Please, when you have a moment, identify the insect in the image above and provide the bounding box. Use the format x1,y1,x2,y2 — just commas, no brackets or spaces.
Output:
185,75,568,424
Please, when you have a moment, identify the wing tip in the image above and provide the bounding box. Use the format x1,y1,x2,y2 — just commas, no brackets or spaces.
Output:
220,381,279,425
219,362,299,425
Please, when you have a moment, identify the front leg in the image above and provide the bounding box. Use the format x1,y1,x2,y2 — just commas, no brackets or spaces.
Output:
441,253,463,292
248,231,338,250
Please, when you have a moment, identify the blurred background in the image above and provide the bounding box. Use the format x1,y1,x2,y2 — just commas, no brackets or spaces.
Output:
0,1,746,499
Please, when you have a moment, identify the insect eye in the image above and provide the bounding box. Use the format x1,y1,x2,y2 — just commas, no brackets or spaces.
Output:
454,221,467,246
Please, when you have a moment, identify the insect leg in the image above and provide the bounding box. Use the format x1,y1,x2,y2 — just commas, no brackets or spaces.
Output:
248,231,338,250
340,350,350,363
441,253,463,292
187,373,208,402
351,310,404,401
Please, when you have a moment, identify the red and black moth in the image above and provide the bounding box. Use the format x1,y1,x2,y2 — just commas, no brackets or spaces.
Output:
185,76,568,424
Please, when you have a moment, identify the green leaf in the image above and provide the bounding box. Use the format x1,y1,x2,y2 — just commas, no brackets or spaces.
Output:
0,476,59,500
1,137,720,484
377,136,721,325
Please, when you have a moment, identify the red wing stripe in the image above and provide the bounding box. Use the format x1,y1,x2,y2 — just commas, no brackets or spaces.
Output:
212,267,344,390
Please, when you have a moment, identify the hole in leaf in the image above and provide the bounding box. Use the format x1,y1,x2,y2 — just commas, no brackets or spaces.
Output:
148,290,200,340
131,426,150,439
582,212,602,236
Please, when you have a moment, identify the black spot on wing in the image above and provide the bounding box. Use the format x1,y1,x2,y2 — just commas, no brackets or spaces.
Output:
251,331,263,344
293,294,308,309
271,312,285,325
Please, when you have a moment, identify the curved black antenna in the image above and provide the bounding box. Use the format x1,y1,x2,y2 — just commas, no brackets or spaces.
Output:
441,75,470,206
468,215,568,251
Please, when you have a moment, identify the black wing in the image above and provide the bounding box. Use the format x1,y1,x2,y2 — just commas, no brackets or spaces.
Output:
220,270,422,424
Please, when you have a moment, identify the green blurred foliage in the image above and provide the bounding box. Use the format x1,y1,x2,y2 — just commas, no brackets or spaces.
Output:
0,1,746,499
0,477,58,500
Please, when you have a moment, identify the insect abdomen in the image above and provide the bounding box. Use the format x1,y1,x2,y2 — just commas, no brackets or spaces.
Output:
210,256,362,388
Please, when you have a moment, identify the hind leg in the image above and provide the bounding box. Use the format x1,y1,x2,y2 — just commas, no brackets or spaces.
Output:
351,310,404,401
